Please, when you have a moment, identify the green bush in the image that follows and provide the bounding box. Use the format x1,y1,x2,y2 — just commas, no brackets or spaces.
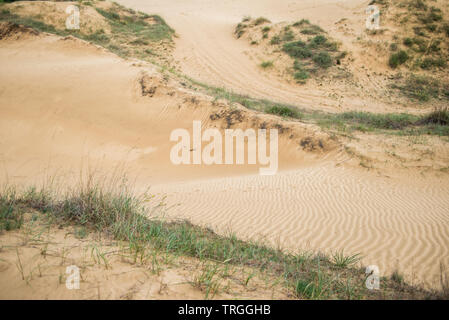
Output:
266,106,299,118
294,70,309,82
313,51,333,68
403,38,413,46
389,50,408,68
308,35,327,48
282,41,312,58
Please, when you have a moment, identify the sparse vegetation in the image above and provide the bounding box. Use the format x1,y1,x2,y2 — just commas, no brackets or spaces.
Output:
269,35,281,45
312,51,333,68
179,73,449,136
254,17,270,26
381,0,449,72
316,109,449,136
260,60,273,69
1,179,445,300
236,16,343,83
393,74,442,102
95,6,174,43
418,107,449,126
0,187,23,231
234,22,246,38
281,29,294,41
389,50,409,68
293,60,309,83
391,270,404,285
282,35,338,71
331,250,361,268
282,40,312,58
0,1,174,65
266,106,300,118
420,57,447,70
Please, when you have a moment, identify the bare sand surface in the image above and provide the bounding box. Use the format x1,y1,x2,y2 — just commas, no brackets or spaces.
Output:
1,24,449,292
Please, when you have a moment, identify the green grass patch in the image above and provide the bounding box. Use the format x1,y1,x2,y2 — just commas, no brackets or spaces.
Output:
0,2,174,64
282,40,312,58
95,7,173,43
393,74,441,102
270,35,281,45
260,60,273,69
312,51,333,68
178,75,449,137
420,57,447,70
418,107,449,126
316,109,449,136
389,50,409,68
293,60,309,83
266,105,300,118
281,30,295,41
281,34,338,74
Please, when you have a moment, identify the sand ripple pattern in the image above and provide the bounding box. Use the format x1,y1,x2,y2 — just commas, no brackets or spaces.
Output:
153,165,449,289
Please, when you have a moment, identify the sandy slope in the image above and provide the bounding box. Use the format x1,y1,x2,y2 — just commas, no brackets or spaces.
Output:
0,21,449,291
0,213,288,299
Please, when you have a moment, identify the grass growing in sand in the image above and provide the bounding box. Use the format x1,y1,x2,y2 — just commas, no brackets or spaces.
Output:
371,0,449,71
176,76,449,137
234,17,344,83
392,74,448,102
1,176,446,300
0,1,174,64
3,1,448,136
315,108,449,136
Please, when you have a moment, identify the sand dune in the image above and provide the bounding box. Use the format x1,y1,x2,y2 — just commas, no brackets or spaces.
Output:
152,165,449,289
1,26,449,290
117,0,404,113
1,0,449,293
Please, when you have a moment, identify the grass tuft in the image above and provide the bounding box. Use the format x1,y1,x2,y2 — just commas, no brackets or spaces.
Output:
331,250,361,268
260,60,273,69
266,106,300,118
254,17,270,26
389,50,409,68
418,107,449,126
